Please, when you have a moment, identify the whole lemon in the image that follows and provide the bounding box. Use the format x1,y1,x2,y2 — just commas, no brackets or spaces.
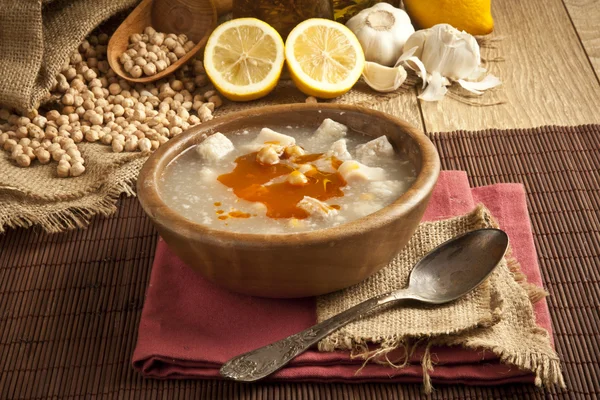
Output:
403,0,494,35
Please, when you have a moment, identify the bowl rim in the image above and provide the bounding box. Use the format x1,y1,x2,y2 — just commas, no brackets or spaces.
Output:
137,103,440,247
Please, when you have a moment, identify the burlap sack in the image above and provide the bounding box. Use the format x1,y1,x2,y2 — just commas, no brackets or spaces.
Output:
0,0,138,113
317,205,564,392
0,78,417,233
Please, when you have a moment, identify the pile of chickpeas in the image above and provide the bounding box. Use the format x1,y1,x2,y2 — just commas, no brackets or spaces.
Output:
119,26,196,78
0,30,222,178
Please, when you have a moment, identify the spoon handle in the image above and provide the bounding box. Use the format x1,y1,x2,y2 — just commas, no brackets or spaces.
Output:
220,289,411,381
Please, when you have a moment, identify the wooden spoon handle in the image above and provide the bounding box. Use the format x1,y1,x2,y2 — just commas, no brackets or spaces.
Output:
214,0,233,15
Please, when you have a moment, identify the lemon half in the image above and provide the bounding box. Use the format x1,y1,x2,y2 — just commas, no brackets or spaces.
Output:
285,19,365,99
204,18,285,102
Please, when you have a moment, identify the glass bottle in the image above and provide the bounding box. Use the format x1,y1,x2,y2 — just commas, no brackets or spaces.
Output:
233,0,334,39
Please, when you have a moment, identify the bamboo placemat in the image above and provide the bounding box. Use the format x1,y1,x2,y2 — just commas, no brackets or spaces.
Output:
1,125,599,399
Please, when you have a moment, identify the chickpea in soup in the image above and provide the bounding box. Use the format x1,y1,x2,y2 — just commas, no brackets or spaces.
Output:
159,118,417,233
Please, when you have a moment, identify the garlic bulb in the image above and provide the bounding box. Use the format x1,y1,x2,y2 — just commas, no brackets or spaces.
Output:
400,23,501,101
346,3,415,67
362,62,407,92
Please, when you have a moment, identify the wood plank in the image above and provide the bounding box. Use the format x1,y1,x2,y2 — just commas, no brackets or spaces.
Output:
361,78,426,133
563,0,600,77
418,0,600,132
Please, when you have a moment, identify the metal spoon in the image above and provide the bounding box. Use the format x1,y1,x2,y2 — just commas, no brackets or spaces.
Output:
220,228,509,382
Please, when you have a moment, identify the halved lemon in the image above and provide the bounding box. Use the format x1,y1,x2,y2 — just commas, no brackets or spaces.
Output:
285,19,365,99
204,18,285,101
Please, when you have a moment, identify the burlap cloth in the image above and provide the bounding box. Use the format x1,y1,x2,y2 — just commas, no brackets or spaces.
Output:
0,78,417,233
0,0,138,113
317,205,564,391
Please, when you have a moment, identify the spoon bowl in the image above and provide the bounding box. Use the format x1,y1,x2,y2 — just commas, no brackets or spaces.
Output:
220,228,509,381
406,228,509,304
107,0,231,83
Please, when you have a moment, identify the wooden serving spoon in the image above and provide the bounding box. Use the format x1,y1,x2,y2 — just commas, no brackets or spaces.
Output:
107,0,232,83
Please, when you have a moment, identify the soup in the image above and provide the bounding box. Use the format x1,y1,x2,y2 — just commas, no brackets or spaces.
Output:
159,118,417,233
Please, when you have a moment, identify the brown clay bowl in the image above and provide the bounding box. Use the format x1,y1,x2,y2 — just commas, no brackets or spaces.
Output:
137,104,440,298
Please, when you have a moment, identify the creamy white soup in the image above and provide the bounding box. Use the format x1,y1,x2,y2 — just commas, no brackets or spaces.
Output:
159,118,417,233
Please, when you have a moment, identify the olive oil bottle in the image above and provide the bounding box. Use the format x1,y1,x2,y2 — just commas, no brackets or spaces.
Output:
233,0,400,38
233,0,334,38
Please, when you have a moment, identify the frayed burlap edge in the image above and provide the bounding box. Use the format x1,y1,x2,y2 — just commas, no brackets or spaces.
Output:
0,156,145,233
318,205,562,393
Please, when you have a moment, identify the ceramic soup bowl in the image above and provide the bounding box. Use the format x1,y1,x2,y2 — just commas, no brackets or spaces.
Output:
137,104,440,298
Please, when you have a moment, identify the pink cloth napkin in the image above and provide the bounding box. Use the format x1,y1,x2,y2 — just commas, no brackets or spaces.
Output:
132,171,552,385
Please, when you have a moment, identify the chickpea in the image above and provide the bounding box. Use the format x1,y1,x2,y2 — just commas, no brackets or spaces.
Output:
151,32,165,46
16,153,31,167
3,138,17,151
287,171,309,186
129,33,142,44
208,95,223,108
199,104,213,122
138,137,152,153
173,46,186,58
167,52,178,64
124,137,139,152
70,162,85,177
85,130,99,142
111,139,124,153
143,62,157,76
123,59,135,72
170,80,183,91
183,40,195,52
256,145,281,165
164,37,177,50
120,52,131,64
135,57,147,67
194,75,208,87
57,160,70,177
35,148,51,164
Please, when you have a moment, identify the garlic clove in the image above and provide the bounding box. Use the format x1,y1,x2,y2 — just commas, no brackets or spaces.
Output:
395,45,418,62
457,74,502,95
362,62,407,93
395,46,428,89
403,29,429,59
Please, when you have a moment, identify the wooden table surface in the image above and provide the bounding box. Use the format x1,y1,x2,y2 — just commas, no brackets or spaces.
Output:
383,0,600,133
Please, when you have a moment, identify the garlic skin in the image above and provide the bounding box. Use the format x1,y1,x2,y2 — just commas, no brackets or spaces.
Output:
362,62,407,93
401,24,501,101
346,3,415,67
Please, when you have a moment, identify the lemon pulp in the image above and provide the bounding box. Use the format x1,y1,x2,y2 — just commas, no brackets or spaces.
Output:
204,18,285,101
285,19,364,99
